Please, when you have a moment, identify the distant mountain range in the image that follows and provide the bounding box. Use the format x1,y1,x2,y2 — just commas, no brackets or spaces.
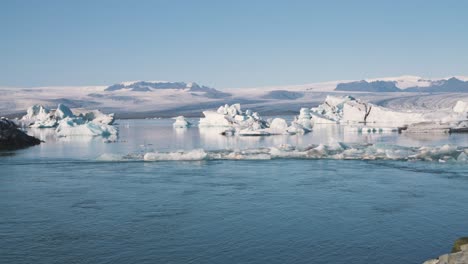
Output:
335,77,468,93
105,81,231,98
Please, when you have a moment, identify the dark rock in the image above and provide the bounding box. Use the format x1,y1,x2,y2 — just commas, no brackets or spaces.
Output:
0,118,41,150
336,80,401,92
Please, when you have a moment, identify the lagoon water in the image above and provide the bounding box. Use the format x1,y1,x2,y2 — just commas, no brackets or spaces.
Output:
1,119,468,264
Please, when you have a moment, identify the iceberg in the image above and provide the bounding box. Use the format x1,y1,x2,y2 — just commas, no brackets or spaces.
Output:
20,104,117,138
199,104,313,136
310,96,353,123
310,95,426,125
21,104,115,128
55,117,118,137
21,104,57,128
172,116,192,128
79,109,115,125
295,108,313,130
54,104,74,119
267,118,289,134
199,103,269,133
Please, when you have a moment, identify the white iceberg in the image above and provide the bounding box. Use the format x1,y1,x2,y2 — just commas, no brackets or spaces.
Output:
21,104,115,128
54,104,75,119
172,116,191,128
55,117,118,137
267,118,289,134
199,104,315,136
310,95,428,125
287,121,309,135
21,105,57,128
310,96,353,123
295,108,313,130
200,104,317,136
20,104,117,138
199,103,269,133
79,109,115,125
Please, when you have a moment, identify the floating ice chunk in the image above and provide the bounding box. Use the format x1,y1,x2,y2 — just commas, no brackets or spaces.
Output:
55,117,118,137
21,104,115,128
21,105,57,128
238,128,271,136
173,116,192,128
287,121,309,135
80,110,115,125
402,122,451,134
365,104,425,124
23,104,51,121
144,149,207,161
30,118,58,128
310,112,337,124
199,103,269,137
54,104,74,119
296,108,313,130
199,111,233,127
108,143,468,162
311,95,354,122
266,118,289,134
311,95,426,125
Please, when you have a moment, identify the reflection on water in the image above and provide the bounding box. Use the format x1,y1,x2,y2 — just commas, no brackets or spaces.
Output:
7,118,468,162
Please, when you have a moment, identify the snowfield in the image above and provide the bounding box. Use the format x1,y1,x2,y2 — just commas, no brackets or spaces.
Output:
1,76,468,120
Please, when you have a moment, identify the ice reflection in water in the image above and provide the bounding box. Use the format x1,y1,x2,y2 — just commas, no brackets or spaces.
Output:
11,118,468,162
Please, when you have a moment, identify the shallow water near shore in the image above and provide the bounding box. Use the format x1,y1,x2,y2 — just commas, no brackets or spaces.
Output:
1,119,468,264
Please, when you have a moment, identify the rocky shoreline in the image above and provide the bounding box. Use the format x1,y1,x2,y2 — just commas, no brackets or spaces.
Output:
424,238,468,264
0,118,41,150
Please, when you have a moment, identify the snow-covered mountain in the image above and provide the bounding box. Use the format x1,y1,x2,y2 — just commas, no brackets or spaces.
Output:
1,76,468,118
335,76,468,92
404,77,468,92
104,81,231,98
336,80,401,92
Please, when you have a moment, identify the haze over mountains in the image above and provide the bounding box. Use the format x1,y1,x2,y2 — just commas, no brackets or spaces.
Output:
1,75,468,118
336,76,468,93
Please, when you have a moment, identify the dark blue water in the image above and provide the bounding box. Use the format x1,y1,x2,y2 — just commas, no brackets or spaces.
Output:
1,120,468,264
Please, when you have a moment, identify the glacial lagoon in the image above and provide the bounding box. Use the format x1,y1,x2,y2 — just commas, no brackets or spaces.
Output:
1,119,468,264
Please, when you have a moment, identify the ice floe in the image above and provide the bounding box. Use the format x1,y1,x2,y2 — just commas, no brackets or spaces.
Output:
100,143,468,163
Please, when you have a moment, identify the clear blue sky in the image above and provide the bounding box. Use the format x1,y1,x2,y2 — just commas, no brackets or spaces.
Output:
1,0,467,88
